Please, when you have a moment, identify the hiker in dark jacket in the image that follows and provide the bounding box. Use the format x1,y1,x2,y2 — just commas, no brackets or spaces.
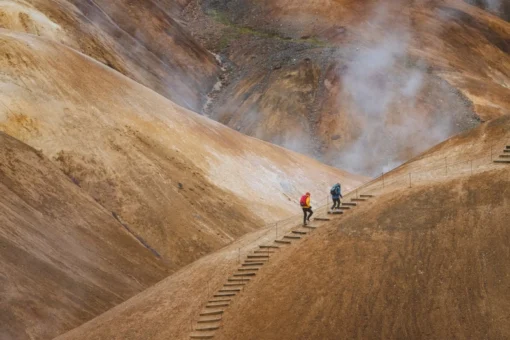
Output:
330,183,343,210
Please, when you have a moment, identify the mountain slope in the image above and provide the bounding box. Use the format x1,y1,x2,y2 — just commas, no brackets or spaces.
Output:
54,116,510,340
0,0,220,111
0,132,168,340
215,167,510,340
208,115,510,340
179,0,510,175
0,29,364,272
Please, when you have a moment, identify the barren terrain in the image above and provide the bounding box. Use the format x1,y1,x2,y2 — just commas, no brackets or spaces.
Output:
178,0,510,174
0,29,363,340
56,116,510,340
0,132,168,340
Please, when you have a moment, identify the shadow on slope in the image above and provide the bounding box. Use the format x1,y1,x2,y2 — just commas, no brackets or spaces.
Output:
0,132,169,340
213,158,510,337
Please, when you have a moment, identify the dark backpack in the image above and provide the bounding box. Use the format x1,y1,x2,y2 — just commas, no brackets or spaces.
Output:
300,195,308,206
331,184,340,195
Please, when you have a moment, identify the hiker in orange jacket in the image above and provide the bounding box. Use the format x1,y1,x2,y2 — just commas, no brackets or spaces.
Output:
300,192,313,225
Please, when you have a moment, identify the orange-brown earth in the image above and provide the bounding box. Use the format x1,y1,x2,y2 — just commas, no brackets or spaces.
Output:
0,29,366,269
0,29,365,340
55,116,510,340
215,167,510,340
0,132,169,340
178,0,510,174
0,0,220,111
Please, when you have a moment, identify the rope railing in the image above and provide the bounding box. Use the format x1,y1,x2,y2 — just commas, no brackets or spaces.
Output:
252,137,510,244
192,137,510,334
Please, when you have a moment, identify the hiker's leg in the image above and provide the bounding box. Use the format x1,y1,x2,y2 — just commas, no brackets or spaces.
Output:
308,209,313,221
303,209,307,224
336,198,341,208
331,197,335,210
333,198,338,208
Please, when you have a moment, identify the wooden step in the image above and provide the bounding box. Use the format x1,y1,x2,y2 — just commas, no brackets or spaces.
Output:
292,230,308,235
245,259,268,262
197,317,222,324
284,235,301,239
209,298,231,303
360,194,374,198
342,202,357,206
314,217,330,221
247,255,270,258
275,239,291,244
499,154,510,158
195,325,220,332
200,310,224,316
506,145,510,149
224,282,247,287
242,262,264,266
190,333,214,339
219,288,241,292
337,206,351,210
238,267,259,271
233,272,256,277
259,245,279,249
504,149,510,153
304,225,317,229
494,159,510,163
206,303,229,308
213,292,236,297
351,198,367,202
228,278,250,282
327,211,343,215
254,250,276,254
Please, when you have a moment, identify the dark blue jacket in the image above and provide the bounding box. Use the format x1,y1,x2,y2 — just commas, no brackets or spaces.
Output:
331,184,342,199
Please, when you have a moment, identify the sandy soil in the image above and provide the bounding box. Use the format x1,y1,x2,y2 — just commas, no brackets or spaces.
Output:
55,117,510,340
0,30,364,339
0,132,168,340
215,166,510,340
0,0,220,111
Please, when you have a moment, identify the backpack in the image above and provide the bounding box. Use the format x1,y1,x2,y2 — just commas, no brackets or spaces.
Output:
330,184,340,195
300,195,308,207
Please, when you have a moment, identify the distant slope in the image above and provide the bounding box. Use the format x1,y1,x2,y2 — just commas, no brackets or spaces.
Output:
56,115,510,340
0,132,168,340
0,0,220,111
0,30,364,272
181,0,510,175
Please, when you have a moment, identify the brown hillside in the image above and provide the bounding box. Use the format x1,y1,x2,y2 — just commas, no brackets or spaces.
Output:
0,132,168,340
0,0,220,111
179,0,510,174
57,115,510,340
0,30,364,272
215,167,510,340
